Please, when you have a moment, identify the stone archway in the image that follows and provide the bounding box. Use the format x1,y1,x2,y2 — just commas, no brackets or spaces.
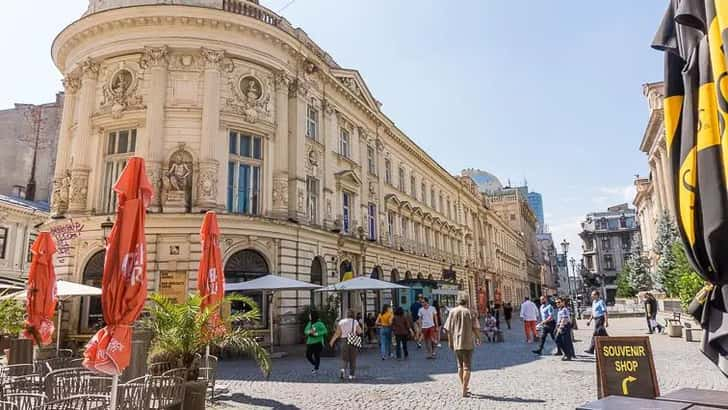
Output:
224,249,270,326
310,256,326,307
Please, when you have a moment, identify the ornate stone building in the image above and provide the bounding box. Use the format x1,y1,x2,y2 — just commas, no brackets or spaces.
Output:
633,81,673,272
48,0,516,344
0,195,49,282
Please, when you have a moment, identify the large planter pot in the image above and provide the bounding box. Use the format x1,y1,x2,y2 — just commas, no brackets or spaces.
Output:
183,380,207,410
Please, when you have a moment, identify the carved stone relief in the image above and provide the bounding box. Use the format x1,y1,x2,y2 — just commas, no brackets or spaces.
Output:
68,170,89,211
197,162,218,205
272,176,289,209
164,147,194,213
139,46,169,69
101,66,144,118
224,61,273,123
50,171,71,217
297,188,305,213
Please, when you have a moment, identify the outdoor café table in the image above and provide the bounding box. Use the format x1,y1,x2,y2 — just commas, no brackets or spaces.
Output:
657,388,728,409
577,395,692,410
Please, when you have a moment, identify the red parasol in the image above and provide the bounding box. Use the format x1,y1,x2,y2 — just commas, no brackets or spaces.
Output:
23,232,58,345
83,157,152,376
197,211,225,337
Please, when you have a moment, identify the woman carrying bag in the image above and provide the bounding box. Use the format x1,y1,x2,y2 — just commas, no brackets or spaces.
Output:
329,309,363,380
304,311,328,374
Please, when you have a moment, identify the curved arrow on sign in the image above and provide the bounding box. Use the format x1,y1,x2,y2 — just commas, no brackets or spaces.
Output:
621,376,637,395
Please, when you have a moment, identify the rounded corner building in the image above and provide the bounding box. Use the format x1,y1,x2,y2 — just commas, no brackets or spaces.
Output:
50,0,517,346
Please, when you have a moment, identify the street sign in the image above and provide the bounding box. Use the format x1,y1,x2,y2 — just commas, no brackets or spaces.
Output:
595,336,659,399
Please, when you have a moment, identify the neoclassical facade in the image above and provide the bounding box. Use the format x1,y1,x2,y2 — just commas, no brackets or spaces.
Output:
49,0,519,344
634,81,673,271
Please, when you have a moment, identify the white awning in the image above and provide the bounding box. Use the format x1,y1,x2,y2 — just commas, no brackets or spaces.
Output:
316,277,410,292
226,274,320,292
0,280,102,301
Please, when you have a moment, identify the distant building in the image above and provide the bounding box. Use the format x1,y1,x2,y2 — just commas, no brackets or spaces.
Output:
0,194,49,281
579,203,641,304
528,191,544,232
536,232,558,295
556,253,570,295
461,168,503,194
0,94,63,203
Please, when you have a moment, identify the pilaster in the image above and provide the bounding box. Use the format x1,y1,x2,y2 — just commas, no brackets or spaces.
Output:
51,74,80,217
68,59,99,214
141,45,169,211
286,78,308,221
271,71,290,219
197,47,224,210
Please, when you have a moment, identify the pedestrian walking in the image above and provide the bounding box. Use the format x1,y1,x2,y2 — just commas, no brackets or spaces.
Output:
304,311,328,374
392,306,414,360
418,297,438,359
483,311,497,342
433,300,443,348
365,312,377,344
329,309,363,380
503,302,513,329
443,298,481,398
644,292,664,334
411,294,424,348
519,297,539,343
555,297,576,361
584,290,608,354
375,304,394,360
533,295,561,355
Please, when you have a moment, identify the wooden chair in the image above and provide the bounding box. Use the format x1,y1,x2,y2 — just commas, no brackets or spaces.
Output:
147,376,185,410
199,355,219,401
43,394,109,410
4,393,46,410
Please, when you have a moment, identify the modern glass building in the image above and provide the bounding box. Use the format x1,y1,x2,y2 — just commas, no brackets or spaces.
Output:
527,191,544,232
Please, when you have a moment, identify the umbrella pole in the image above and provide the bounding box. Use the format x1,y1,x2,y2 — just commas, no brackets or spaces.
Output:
269,291,274,354
55,300,62,356
110,374,119,410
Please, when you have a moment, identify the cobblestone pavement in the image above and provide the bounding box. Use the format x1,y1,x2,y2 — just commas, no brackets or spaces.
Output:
213,317,728,410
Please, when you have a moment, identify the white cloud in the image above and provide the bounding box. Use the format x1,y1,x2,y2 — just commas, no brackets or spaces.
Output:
597,185,636,203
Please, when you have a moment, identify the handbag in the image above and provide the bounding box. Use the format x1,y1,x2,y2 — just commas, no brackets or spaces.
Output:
346,319,362,349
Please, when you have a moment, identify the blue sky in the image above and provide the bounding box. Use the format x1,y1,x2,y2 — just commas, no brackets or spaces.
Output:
0,1,666,262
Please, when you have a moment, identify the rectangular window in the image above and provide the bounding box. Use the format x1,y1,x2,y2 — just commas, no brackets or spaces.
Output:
307,177,319,225
421,183,426,203
26,232,37,263
384,159,392,184
410,176,416,198
367,146,376,175
0,227,7,259
604,254,615,270
401,216,408,240
439,195,444,213
601,237,611,250
227,130,263,215
339,128,350,158
306,104,319,140
447,200,451,219
398,167,406,192
431,188,436,209
368,203,377,241
102,129,137,213
342,191,352,233
387,212,395,243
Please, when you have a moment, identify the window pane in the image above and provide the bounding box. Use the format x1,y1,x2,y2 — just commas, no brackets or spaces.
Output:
108,132,116,155
238,164,250,214
130,129,137,152
229,131,238,155
118,130,129,153
253,137,262,160
227,161,235,212
241,135,251,158
252,166,260,215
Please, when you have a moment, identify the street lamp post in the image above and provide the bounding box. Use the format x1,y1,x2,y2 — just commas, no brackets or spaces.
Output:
560,239,572,299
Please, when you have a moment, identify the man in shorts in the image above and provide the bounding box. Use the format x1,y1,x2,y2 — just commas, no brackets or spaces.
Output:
444,298,481,397
418,297,438,359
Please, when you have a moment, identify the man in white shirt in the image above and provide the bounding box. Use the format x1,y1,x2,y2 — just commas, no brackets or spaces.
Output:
418,297,438,359
519,297,539,343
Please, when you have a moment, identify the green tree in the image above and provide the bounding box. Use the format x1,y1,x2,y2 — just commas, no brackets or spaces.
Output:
616,268,636,297
627,240,653,291
670,241,706,309
655,211,679,295
0,294,24,336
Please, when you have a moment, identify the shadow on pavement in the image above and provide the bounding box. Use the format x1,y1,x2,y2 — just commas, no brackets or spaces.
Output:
468,393,546,403
216,392,302,410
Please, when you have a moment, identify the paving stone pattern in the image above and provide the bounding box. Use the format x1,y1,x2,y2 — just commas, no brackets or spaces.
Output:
213,317,728,409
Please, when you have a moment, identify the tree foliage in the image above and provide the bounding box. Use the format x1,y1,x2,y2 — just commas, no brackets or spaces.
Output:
655,211,679,295
616,269,637,298
144,293,271,377
0,294,24,336
670,241,706,309
626,240,653,291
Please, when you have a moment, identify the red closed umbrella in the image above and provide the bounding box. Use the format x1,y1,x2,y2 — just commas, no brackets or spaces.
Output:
197,211,225,338
23,232,58,346
83,157,152,377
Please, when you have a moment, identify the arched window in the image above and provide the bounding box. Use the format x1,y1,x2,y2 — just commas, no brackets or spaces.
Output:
311,257,325,307
80,251,105,333
339,260,353,281
225,249,269,326
390,269,399,283
404,271,412,280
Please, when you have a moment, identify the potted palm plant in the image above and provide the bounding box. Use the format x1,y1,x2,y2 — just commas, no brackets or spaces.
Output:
144,293,271,409
0,295,24,352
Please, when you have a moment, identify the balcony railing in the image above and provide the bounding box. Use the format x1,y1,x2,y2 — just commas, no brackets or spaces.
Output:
222,0,281,26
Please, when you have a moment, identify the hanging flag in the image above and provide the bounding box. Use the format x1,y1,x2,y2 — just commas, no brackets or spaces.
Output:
654,0,728,376
23,232,58,346
197,211,226,339
83,157,153,376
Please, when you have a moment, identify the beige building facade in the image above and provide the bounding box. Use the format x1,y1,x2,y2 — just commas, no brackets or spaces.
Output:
634,81,673,271
0,195,49,282
48,0,519,344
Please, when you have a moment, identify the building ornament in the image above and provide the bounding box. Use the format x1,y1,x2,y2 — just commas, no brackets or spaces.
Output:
322,98,337,116
288,78,308,99
200,47,225,70
197,162,218,204
140,45,169,69
101,68,144,118
337,76,364,99
164,147,193,212
80,58,100,80
225,75,271,123
62,75,81,94
272,176,289,209
50,171,71,218
274,70,291,92
69,170,90,211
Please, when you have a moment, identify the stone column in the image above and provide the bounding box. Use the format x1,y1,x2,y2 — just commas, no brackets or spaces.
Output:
287,79,307,221
271,71,290,219
197,48,224,210
323,98,339,229
68,59,99,214
650,158,664,216
140,46,169,212
51,74,80,217
658,143,675,217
